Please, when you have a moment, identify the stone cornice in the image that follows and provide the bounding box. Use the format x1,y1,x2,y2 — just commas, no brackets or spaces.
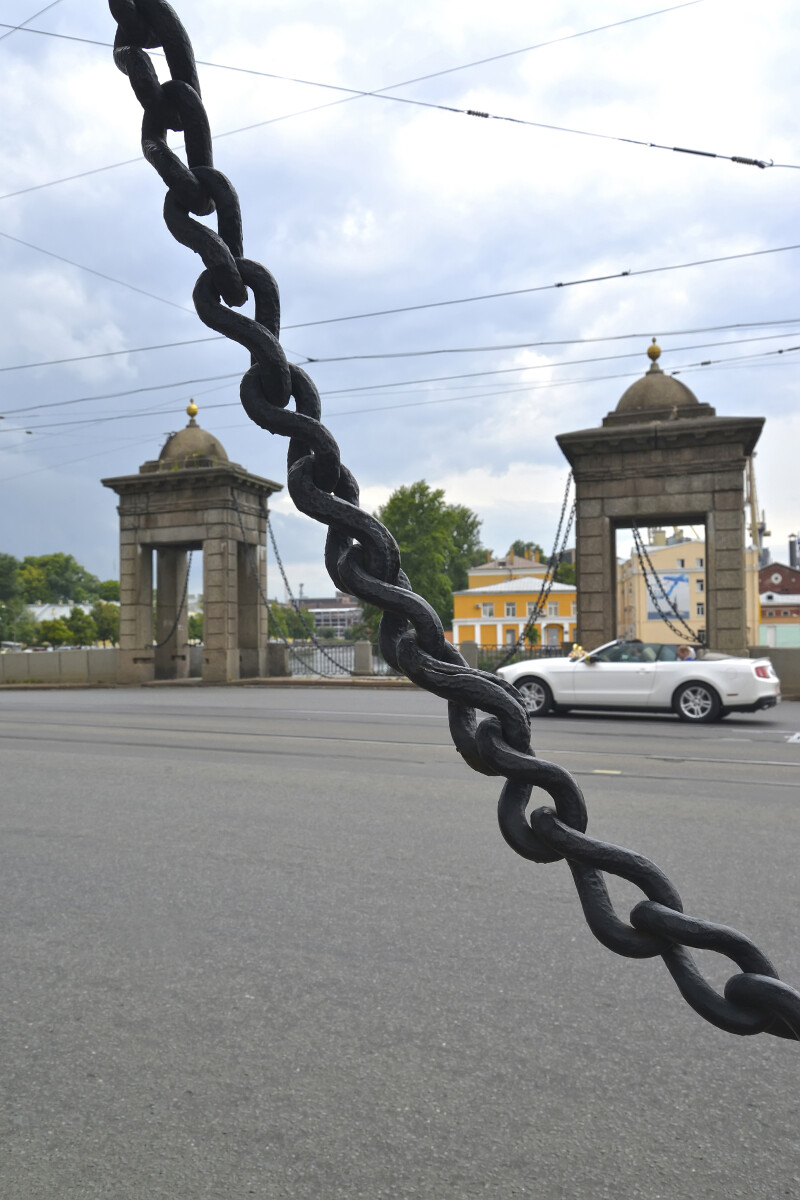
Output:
101,463,283,497
557,415,764,464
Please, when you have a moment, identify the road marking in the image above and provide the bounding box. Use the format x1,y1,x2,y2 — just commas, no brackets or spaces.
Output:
786,732,800,743
593,769,621,774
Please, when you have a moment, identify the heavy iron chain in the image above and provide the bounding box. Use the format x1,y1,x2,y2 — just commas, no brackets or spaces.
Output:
631,523,701,644
108,0,800,1040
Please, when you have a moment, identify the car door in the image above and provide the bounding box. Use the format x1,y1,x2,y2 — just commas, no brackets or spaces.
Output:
571,645,658,707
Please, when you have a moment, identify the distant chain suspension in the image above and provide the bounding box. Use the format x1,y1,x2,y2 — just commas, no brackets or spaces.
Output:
151,548,192,649
230,488,345,678
494,475,575,672
631,524,700,643
108,0,799,1040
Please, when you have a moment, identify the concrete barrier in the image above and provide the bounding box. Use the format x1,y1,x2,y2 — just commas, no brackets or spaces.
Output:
0,648,119,684
749,646,800,698
0,652,31,682
87,649,119,681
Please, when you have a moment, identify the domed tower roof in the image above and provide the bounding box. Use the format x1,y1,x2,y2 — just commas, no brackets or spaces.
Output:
158,401,228,466
139,402,233,473
603,340,715,426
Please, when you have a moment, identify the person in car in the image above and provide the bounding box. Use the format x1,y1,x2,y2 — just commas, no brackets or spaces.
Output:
677,644,696,661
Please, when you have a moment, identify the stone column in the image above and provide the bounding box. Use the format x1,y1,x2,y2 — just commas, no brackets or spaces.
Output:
118,540,154,684
237,540,267,678
574,500,615,649
154,548,189,680
203,534,239,682
706,506,748,655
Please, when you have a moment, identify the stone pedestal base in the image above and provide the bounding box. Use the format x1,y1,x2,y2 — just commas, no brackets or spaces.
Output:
118,650,155,684
239,648,268,678
202,647,239,683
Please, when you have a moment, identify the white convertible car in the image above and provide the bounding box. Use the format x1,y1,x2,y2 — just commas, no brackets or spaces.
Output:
496,639,781,723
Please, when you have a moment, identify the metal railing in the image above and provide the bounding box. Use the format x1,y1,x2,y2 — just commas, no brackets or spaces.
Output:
286,641,354,678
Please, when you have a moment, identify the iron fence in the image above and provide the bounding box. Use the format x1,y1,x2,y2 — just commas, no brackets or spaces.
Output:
287,641,354,678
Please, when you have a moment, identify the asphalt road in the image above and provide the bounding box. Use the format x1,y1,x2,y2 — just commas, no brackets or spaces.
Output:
1,687,798,1199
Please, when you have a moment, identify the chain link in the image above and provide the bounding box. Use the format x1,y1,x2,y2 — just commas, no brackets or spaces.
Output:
108,1,799,1041
631,523,700,643
151,547,192,648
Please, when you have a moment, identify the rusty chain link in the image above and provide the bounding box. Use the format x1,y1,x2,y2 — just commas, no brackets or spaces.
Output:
108,0,799,1040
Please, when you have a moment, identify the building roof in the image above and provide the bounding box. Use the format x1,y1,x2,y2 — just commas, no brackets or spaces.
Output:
470,554,546,572
604,341,715,426
158,404,229,467
454,578,575,596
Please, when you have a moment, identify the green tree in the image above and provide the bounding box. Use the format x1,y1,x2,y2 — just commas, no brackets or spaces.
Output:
555,561,575,585
18,562,48,603
0,597,37,645
38,618,71,647
445,504,488,593
0,553,20,602
65,606,97,646
364,481,487,634
188,613,203,642
525,624,540,648
269,601,315,640
19,554,101,603
90,601,120,645
98,579,120,601
510,539,544,560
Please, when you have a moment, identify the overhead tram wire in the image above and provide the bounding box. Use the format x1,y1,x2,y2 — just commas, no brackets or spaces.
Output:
0,0,62,45
5,316,800,375
6,2,799,205
0,229,196,315
4,5,794,171
8,327,800,419
0,2,708,203
0,3,704,86
6,236,797,387
13,342,800,435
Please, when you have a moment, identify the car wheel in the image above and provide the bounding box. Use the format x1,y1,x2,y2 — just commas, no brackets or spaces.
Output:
515,676,553,717
673,681,721,723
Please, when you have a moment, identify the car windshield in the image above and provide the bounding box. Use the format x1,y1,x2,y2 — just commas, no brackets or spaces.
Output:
589,641,660,663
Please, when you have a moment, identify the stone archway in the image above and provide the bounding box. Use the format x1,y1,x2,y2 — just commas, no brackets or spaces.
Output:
557,343,763,655
103,403,282,683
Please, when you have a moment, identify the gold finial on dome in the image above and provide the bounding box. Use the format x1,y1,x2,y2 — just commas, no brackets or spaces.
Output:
647,338,661,362
186,399,198,421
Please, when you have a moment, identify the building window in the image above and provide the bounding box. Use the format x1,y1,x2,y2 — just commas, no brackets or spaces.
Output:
481,603,494,618
526,602,538,617
696,579,704,593
571,602,577,616
676,558,685,568
505,628,516,645
547,601,559,617
505,601,516,617
696,557,704,567
696,603,705,616
783,610,790,617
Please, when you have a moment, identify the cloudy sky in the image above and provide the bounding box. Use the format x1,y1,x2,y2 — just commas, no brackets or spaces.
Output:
1,0,799,599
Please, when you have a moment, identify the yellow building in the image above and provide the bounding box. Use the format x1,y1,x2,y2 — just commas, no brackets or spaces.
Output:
617,534,760,645
467,552,548,590
452,578,577,649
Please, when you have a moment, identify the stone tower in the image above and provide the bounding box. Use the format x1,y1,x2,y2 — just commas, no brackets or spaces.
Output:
103,403,282,683
557,342,763,655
